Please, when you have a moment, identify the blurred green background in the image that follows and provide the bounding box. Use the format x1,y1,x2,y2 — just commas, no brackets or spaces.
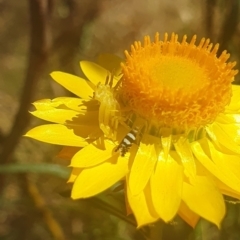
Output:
0,0,240,239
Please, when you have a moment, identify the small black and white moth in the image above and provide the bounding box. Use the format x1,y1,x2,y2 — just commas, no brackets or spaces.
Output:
115,127,139,156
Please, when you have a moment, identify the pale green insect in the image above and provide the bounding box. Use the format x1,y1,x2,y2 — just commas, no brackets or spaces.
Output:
94,73,121,140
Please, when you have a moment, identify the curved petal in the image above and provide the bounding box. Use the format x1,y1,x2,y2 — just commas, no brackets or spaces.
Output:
68,168,81,183
178,201,199,228
214,122,240,144
129,135,158,196
70,139,116,168
174,137,196,179
80,61,108,86
31,108,80,124
182,176,225,228
216,113,240,124
160,127,172,158
209,140,240,188
127,183,158,227
25,124,89,147
71,156,128,199
33,99,62,110
191,138,240,193
150,151,183,222
216,180,240,200
33,97,88,112
54,97,90,112
50,72,93,99
206,122,240,154
225,85,240,112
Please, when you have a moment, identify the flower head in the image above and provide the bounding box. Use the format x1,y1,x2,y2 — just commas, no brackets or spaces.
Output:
121,33,236,128
26,33,240,228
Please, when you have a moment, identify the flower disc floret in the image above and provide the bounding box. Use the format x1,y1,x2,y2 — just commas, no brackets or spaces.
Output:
121,33,238,128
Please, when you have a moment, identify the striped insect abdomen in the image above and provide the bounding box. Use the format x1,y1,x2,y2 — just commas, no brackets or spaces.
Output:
115,128,138,156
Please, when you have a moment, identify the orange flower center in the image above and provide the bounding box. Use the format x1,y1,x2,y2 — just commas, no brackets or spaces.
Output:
121,33,238,128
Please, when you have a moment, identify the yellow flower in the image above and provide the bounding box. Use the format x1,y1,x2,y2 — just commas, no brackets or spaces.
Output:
25,33,240,228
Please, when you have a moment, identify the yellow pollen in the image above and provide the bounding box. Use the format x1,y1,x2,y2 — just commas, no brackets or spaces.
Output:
121,32,238,128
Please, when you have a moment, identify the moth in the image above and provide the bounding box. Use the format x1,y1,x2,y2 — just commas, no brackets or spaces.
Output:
115,127,139,156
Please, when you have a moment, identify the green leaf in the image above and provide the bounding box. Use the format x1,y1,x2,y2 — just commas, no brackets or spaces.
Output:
0,163,70,179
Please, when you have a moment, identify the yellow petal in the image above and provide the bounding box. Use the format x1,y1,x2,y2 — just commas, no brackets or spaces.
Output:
31,108,80,124
31,107,98,127
33,97,88,112
71,156,128,198
150,151,183,222
33,99,61,110
129,135,158,195
25,124,89,147
80,61,108,86
124,183,132,216
216,113,240,124
97,54,123,76
160,127,172,158
174,136,196,179
70,139,116,168
225,85,240,112
127,183,158,227
206,122,240,154
57,147,80,160
178,201,199,228
208,140,240,194
50,72,93,99
191,138,240,193
54,97,90,112
216,180,240,200
182,176,225,228
68,168,81,183
214,122,240,144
